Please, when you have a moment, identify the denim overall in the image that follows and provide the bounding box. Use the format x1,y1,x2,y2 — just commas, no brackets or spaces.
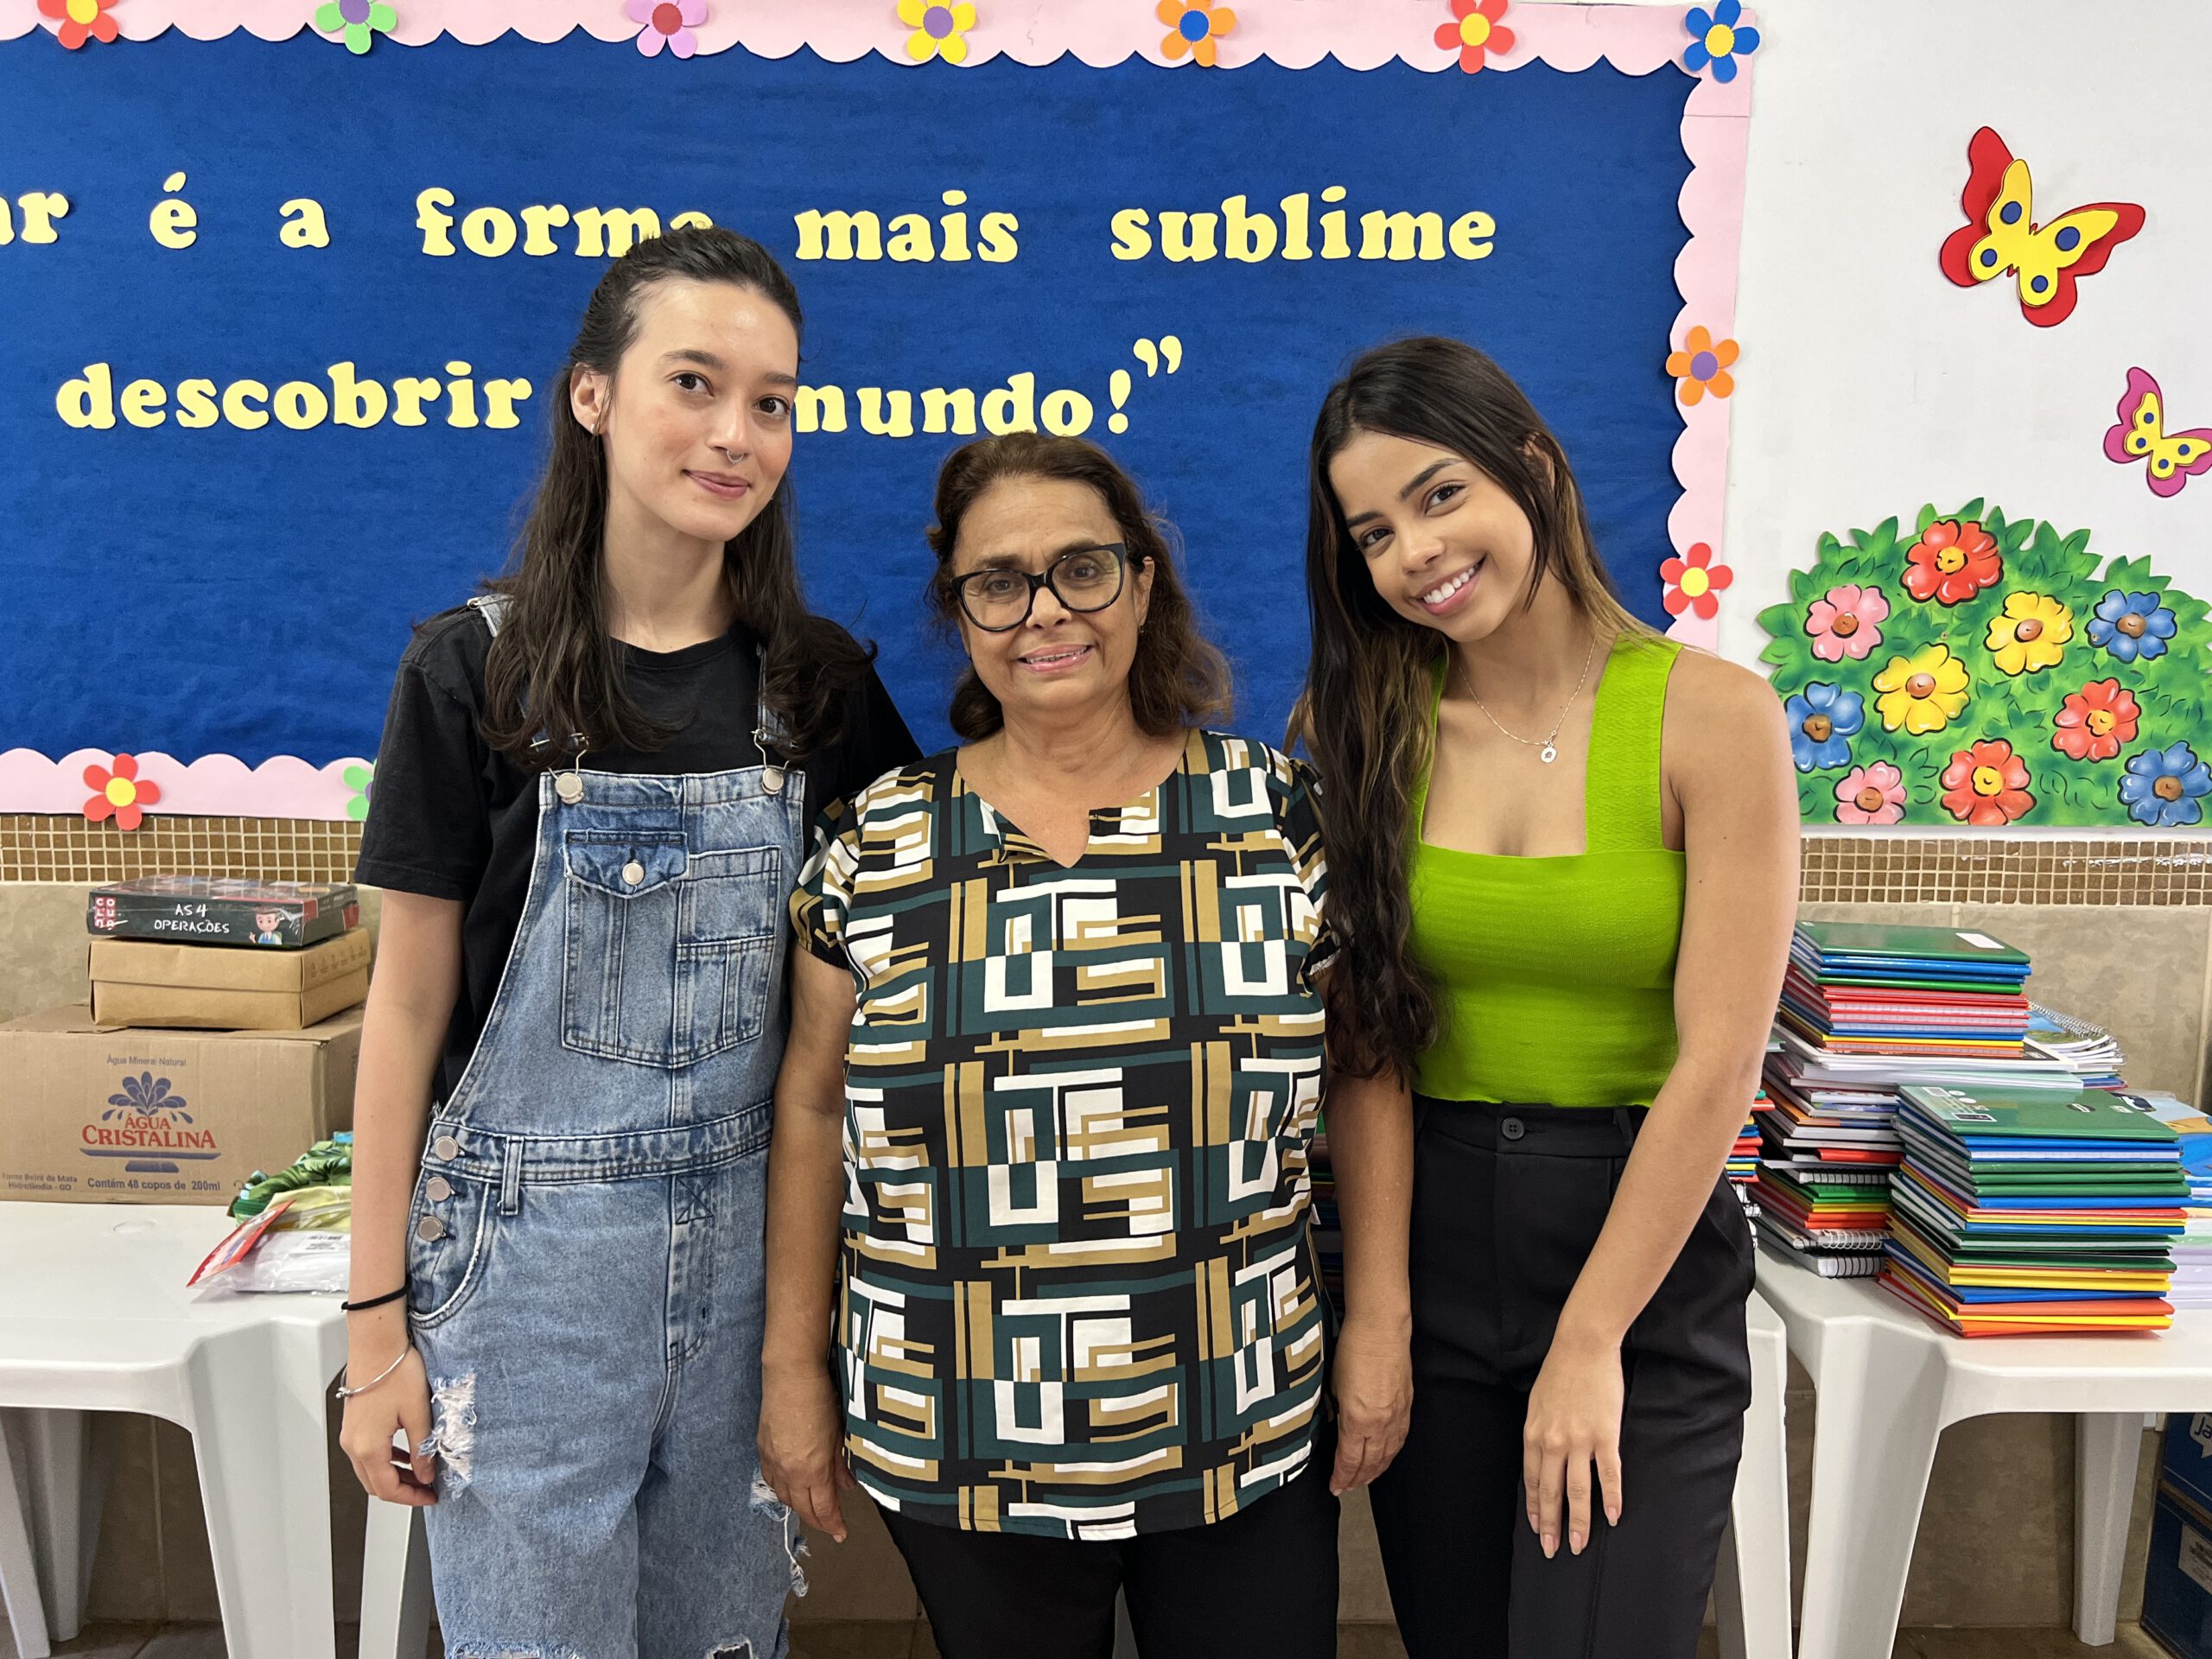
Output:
407,599,803,1659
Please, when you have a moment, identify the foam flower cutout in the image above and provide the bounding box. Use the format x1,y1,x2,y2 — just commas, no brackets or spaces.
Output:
2051,680,2139,764
2086,589,2177,665
1159,0,1234,67
313,0,395,53
1682,0,1758,82
1784,682,1864,772
1903,518,2002,607
1872,643,1970,736
343,763,375,823
1940,740,2034,826
38,0,119,48
1805,582,1888,662
625,0,705,57
1435,0,1514,73
1667,326,1738,405
2121,742,2212,829
898,0,975,62
83,753,161,832
1983,591,2073,677
1660,542,1732,620
1834,762,1908,826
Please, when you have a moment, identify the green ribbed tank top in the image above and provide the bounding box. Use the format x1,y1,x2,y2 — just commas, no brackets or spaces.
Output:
1408,636,1686,1107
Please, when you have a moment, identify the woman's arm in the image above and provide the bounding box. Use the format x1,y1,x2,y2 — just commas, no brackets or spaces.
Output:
759,948,861,1542
1522,654,1799,1559
1324,1058,1415,1493
339,890,462,1505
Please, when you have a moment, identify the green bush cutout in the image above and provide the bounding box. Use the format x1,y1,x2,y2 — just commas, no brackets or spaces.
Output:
1757,502,2212,827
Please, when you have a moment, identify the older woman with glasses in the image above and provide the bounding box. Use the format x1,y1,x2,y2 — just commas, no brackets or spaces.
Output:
755,433,1410,1659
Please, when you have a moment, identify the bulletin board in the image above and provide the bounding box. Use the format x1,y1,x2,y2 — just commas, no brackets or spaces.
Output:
0,0,1754,818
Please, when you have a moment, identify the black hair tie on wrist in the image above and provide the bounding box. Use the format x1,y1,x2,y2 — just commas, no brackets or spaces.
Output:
340,1281,410,1313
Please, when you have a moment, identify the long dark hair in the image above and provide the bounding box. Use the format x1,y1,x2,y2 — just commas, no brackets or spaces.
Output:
924,433,1232,741
1295,336,1651,1080
480,226,872,767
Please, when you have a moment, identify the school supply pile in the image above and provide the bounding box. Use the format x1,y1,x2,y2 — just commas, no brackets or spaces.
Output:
2138,1093,2212,1311
1727,1076,1770,1220
1757,922,2050,1279
86,876,371,1031
1779,920,2033,1065
2025,1003,2128,1091
1879,1084,2185,1336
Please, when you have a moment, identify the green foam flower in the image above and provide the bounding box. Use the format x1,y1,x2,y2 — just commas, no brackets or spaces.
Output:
314,0,396,54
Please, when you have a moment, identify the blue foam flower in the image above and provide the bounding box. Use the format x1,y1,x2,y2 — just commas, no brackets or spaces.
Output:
1785,681,1863,772
2086,589,2177,664
2120,741,2211,828
1682,0,1759,82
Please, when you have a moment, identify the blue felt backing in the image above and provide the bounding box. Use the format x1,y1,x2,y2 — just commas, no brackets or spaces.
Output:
0,35,1691,760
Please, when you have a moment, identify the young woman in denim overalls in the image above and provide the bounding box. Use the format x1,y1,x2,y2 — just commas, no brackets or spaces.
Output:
340,228,916,1658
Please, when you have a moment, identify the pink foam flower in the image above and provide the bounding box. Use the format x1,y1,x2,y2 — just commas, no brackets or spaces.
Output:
626,0,705,57
1834,762,1907,826
1805,583,1889,662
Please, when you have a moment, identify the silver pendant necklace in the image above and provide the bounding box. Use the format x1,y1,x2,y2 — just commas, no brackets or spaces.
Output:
1457,632,1600,765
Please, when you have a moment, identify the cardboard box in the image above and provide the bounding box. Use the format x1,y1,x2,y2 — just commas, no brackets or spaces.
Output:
0,1005,361,1205
2144,1482,2212,1659
90,930,373,1030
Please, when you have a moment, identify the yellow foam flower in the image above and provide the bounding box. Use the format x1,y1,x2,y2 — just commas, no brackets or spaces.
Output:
1983,591,2073,677
898,0,976,63
1872,643,1970,736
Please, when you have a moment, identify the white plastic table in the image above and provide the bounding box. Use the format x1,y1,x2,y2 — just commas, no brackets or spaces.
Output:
0,1201,347,1659
1757,1247,2212,1659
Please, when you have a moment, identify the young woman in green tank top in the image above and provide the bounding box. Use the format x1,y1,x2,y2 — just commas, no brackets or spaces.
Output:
1294,338,1799,1659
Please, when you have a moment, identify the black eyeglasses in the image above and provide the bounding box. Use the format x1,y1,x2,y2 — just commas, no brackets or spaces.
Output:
951,543,1137,632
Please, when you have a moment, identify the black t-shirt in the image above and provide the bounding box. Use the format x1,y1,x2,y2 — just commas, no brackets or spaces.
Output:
355,603,919,1103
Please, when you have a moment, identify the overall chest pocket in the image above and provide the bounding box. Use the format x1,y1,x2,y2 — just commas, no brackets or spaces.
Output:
561,831,783,1069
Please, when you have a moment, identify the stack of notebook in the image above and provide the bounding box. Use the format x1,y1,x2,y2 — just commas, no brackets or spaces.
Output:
1728,1077,1772,1219
2138,1094,2212,1310
2026,1004,2128,1091
1758,922,2047,1277
1880,1084,2186,1335
1781,922,2032,1060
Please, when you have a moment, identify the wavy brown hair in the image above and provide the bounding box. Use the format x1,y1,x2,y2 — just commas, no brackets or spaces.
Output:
924,434,1231,741
1295,336,1656,1080
479,226,873,768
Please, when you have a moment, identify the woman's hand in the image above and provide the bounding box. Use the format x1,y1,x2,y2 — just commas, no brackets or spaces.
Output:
1330,1313,1413,1494
1522,1325,1624,1558
339,1311,437,1506
759,1357,857,1542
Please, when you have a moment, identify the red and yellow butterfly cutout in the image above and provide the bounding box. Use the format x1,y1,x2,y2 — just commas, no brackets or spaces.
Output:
1938,127,2144,327
2105,369,2212,499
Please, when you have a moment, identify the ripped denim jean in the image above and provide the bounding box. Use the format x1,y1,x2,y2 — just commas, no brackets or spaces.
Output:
404,758,805,1658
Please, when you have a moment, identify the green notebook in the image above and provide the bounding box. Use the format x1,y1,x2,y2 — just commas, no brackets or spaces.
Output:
1796,921,2030,968
1902,1085,2182,1146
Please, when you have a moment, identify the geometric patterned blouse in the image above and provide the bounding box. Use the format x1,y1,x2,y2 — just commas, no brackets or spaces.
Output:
791,730,1336,1539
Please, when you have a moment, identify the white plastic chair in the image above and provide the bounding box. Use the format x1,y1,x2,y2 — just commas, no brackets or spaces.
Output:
0,1203,347,1659
1758,1249,2209,1659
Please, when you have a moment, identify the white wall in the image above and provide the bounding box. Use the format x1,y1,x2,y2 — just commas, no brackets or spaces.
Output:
1708,0,2212,669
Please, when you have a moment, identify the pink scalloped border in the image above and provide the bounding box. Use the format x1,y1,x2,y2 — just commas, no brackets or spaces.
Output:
0,749,372,819
0,1,1752,814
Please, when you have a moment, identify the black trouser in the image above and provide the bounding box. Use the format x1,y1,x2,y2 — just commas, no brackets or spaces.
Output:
1369,1100,1753,1659
878,1449,1340,1659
